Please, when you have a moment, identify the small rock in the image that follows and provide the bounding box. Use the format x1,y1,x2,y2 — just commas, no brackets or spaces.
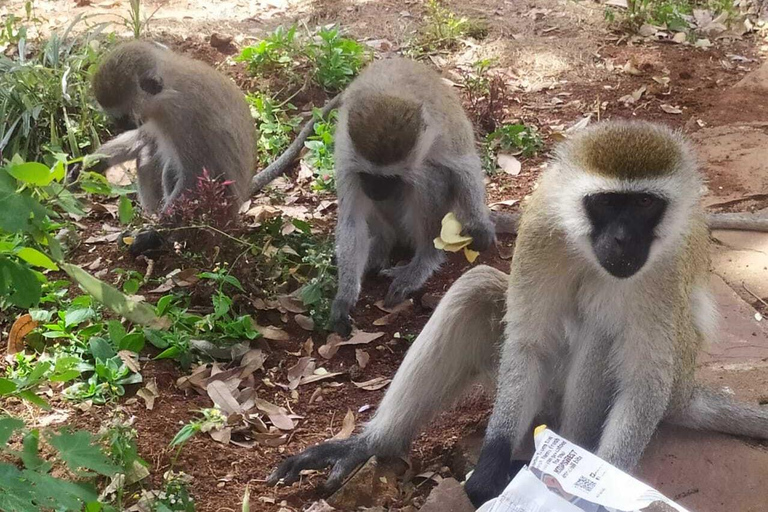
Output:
419,478,474,512
209,33,234,52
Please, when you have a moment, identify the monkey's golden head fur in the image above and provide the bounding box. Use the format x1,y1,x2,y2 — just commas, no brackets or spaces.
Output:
564,120,687,180
346,93,423,166
92,41,160,110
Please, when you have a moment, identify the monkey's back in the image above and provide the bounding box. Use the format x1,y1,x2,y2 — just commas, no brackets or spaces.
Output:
341,58,476,158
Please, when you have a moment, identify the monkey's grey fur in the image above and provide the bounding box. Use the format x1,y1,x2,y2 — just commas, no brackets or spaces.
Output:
88,41,255,215
269,120,768,505
329,57,496,335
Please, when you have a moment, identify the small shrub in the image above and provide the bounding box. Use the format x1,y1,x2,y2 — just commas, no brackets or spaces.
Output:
462,59,509,133
304,107,338,191
247,92,302,166
306,26,370,92
235,25,299,76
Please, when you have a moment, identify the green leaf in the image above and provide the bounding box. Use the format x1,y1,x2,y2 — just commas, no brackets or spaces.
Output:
64,306,95,327
89,337,117,361
123,278,140,295
20,467,99,510
118,332,145,353
7,162,55,186
107,320,126,344
155,295,174,315
61,263,170,329
0,258,42,308
17,391,50,409
169,423,200,447
118,195,134,224
15,247,59,270
0,378,18,395
155,346,182,360
144,329,169,349
48,429,119,476
0,416,24,446
21,430,44,470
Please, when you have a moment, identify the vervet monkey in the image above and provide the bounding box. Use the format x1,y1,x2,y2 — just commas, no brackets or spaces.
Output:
81,41,255,253
268,120,768,506
327,57,496,336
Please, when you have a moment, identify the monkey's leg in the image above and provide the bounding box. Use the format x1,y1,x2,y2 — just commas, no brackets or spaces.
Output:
595,333,675,471
382,245,445,307
665,386,768,439
330,190,373,336
365,211,397,272
558,328,614,450
135,144,164,214
465,328,552,507
269,266,508,492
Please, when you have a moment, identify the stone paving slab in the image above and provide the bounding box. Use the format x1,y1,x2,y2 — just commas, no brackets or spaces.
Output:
711,230,768,303
637,425,768,512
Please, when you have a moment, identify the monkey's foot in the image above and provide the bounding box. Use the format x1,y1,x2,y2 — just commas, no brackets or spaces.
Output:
330,299,354,337
464,457,526,507
268,437,373,494
464,221,497,252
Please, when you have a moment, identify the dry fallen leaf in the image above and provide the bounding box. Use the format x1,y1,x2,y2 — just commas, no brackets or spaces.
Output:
303,337,314,357
7,313,37,355
331,409,356,441
660,104,683,114
207,380,242,415
497,154,522,176
355,349,370,369
287,357,315,390
209,427,232,445
319,331,385,359
254,399,294,430
277,295,307,313
488,198,518,211
295,314,315,331
136,379,159,410
352,377,392,391
257,324,291,341
118,350,141,374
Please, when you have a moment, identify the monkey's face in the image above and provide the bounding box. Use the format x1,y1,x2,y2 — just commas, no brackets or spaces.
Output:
583,192,667,278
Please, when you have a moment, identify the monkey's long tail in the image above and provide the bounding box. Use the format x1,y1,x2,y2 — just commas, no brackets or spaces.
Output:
361,265,509,455
250,95,342,193
666,386,768,439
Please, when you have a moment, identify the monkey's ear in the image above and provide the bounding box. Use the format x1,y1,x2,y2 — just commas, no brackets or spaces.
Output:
139,74,163,95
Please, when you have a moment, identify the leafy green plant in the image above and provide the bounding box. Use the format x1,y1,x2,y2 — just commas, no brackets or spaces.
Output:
120,0,162,39
144,273,259,368
297,239,336,328
483,123,543,175
155,472,196,512
462,59,508,133
304,107,338,191
170,408,227,450
411,0,487,54
237,25,368,92
1,351,83,408
235,25,299,75
0,416,119,511
306,26,370,91
0,17,112,162
247,92,302,166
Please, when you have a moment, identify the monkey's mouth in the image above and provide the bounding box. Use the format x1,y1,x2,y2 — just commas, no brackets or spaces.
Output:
593,242,649,278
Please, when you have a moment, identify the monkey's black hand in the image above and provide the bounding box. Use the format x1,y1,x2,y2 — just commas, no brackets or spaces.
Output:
465,221,496,252
464,441,525,508
65,163,83,185
268,437,373,494
330,299,353,337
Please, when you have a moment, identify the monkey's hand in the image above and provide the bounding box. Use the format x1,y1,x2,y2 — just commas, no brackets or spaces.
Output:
464,220,496,252
330,299,354,337
464,456,526,508
268,437,373,494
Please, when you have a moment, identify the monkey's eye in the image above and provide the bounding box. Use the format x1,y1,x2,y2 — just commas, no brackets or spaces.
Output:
635,195,654,207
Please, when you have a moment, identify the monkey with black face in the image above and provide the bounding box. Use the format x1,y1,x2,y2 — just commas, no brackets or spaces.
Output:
328,58,496,336
268,120,768,505
79,41,255,254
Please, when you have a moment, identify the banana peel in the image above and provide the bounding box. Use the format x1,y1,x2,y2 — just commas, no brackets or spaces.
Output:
433,212,480,263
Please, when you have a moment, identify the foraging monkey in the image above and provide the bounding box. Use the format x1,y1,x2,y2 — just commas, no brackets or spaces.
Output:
268,120,768,506
80,41,255,253
327,57,496,336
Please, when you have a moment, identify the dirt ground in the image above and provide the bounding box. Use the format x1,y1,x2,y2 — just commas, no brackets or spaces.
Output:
2,0,768,511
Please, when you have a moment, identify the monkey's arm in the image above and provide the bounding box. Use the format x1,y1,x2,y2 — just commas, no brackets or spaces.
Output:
269,266,507,492
91,129,145,168
491,211,768,235
441,155,496,251
250,95,342,193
